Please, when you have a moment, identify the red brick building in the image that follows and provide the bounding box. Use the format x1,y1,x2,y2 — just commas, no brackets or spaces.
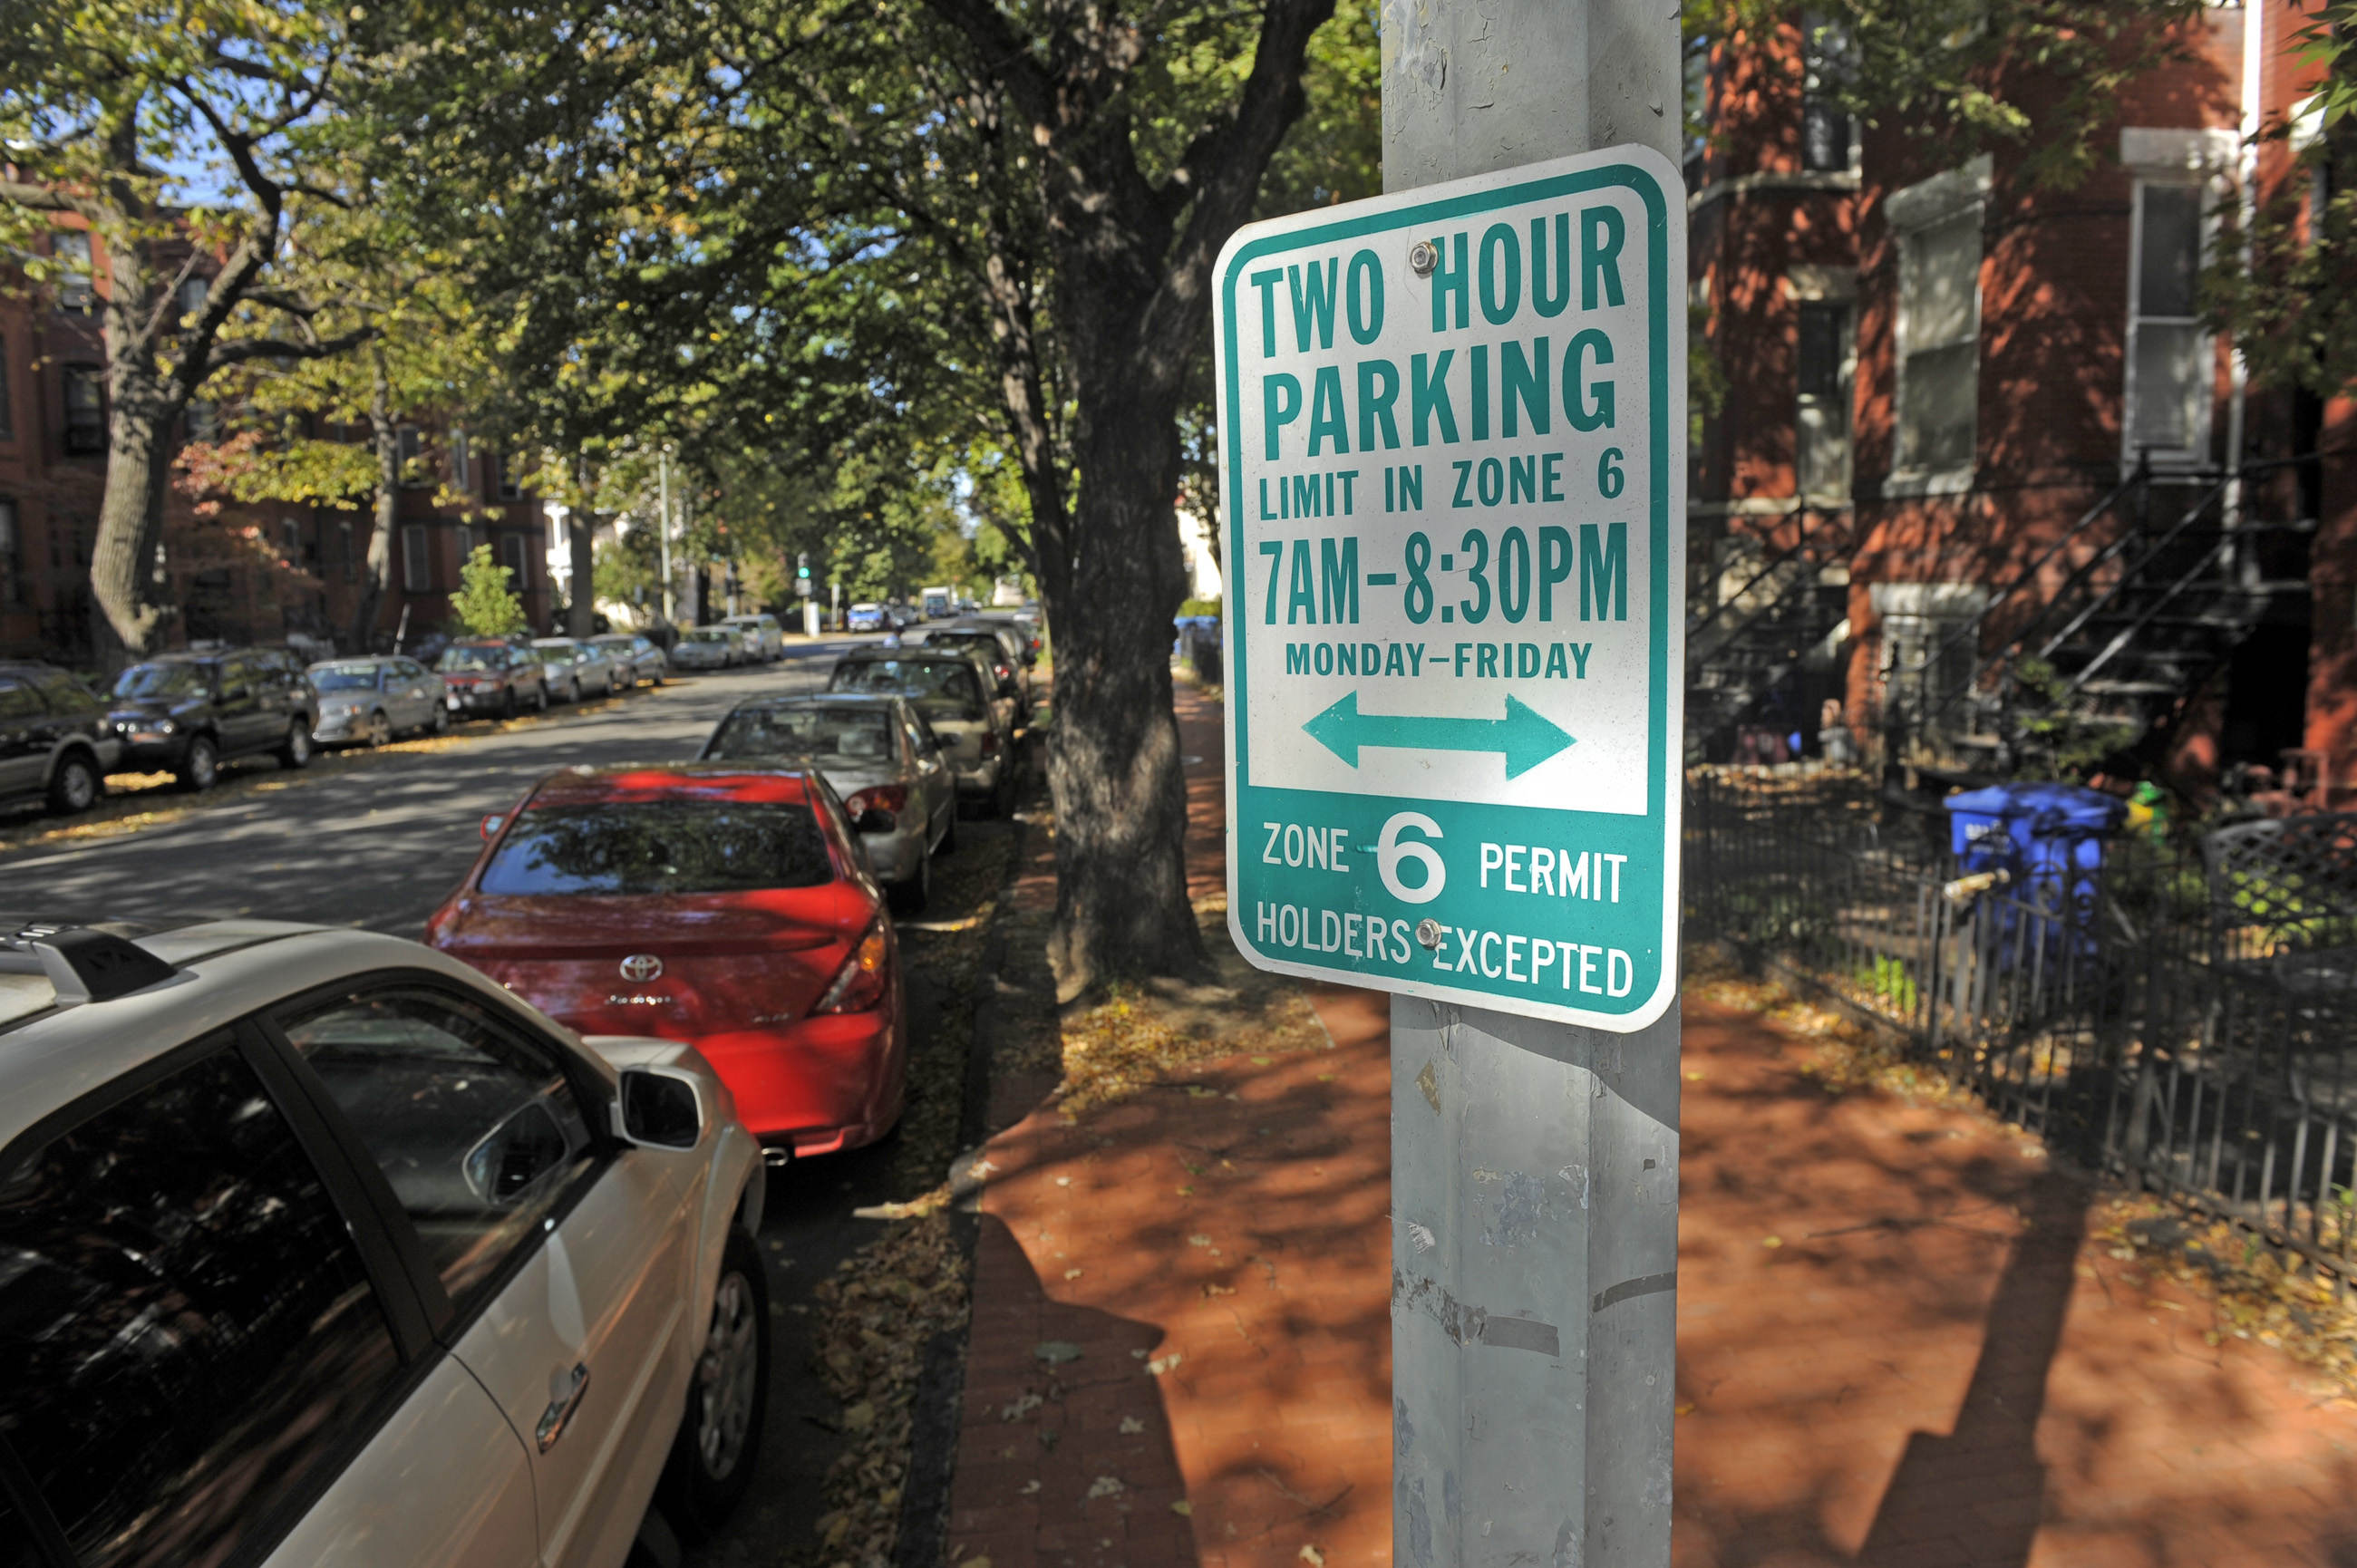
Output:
1689,3,2355,796
0,220,551,665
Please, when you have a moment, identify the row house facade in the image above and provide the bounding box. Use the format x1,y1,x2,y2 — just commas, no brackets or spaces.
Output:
0,219,552,665
1688,1,2355,799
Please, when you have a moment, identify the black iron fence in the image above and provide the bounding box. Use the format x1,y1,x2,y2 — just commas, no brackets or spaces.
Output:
1684,770,2357,1275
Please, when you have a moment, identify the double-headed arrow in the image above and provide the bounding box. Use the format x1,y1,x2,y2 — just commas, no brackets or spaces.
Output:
1302,691,1576,779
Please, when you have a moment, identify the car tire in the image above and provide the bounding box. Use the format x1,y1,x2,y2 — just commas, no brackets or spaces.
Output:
431,702,451,735
177,735,220,792
364,710,392,748
889,850,931,916
500,688,519,721
278,721,313,769
659,1228,770,1542
534,683,550,713
46,752,100,816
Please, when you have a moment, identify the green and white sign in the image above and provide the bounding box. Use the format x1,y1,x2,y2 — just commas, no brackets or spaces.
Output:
1215,146,1686,1031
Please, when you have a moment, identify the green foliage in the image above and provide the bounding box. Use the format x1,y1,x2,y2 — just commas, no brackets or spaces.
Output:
2007,655,2140,779
1857,953,1919,1013
448,545,527,638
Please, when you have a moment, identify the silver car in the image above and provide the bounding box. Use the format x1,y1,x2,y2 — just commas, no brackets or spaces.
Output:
670,626,741,671
0,916,769,1568
825,648,1016,817
309,657,451,747
530,637,621,702
697,693,956,912
590,632,669,688
719,614,784,662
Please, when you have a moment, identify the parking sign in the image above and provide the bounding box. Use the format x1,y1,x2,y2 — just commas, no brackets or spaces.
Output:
1216,146,1686,1031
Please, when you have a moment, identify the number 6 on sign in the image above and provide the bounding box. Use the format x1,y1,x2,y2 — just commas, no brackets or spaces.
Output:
1376,813,1446,904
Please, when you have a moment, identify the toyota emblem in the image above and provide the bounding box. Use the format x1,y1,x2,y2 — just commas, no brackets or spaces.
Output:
618,953,664,982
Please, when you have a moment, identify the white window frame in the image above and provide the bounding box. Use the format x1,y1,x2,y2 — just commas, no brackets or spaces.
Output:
1885,156,1990,497
451,429,471,494
2117,129,2234,473
1790,266,1857,503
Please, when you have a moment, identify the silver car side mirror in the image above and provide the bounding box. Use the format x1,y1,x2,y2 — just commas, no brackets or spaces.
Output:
617,1068,703,1149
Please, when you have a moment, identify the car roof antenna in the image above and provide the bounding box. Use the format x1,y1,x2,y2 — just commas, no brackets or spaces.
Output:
0,924,180,1004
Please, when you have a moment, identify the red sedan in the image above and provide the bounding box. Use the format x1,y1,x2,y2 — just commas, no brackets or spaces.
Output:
423,761,906,1158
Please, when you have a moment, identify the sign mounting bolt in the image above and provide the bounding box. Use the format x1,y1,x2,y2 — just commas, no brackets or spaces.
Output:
1408,240,1438,277
1415,918,1446,951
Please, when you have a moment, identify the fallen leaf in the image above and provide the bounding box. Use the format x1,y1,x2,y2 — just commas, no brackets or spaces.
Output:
1684,1070,1707,1080
1675,1402,1696,1416
968,1557,994,1568
1035,1341,1084,1364
1761,1235,1783,1249
1170,1501,1194,1517
1020,1480,1041,1495
1251,1055,1272,1065
1186,1086,1217,1099
1317,1073,1335,1082
1055,1176,1072,1187
1119,1416,1145,1434
1176,1185,1196,1196
1300,1546,1326,1566
1064,1267,1085,1280
1204,1282,1236,1297
1189,1234,1214,1247
841,1400,876,1433
1087,1476,1124,1499
1001,1392,1043,1421
1147,1351,1184,1376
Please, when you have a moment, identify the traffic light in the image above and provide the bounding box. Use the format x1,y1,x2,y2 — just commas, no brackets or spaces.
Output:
797,552,810,578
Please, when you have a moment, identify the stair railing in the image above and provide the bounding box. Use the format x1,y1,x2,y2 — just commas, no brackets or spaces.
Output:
2026,470,2232,666
1685,506,1852,656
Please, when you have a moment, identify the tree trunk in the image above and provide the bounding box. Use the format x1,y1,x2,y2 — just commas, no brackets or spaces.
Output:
1039,372,1208,993
88,363,179,660
567,507,595,635
350,355,400,653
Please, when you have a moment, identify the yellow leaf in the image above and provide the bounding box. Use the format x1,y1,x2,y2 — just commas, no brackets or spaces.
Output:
1301,1546,1326,1566
1761,1235,1783,1249
842,1400,875,1432
1063,1268,1084,1280
1170,1501,1194,1517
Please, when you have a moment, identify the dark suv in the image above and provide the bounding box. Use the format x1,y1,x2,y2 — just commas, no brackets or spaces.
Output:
0,661,121,816
107,648,321,790
434,639,551,720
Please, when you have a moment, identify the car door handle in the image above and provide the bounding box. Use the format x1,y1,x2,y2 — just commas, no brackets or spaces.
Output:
537,1362,591,1452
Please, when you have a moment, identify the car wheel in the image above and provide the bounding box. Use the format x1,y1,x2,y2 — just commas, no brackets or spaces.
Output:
534,683,550,713
889,848,931,916
659,1228,770,1541
500,688,519,721
364,710,392,749
431,702,450,735
278,721,313,769
177,735,220,792
46,752,100,816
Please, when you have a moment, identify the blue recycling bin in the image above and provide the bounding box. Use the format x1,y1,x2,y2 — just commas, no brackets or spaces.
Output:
1945,782,2124,952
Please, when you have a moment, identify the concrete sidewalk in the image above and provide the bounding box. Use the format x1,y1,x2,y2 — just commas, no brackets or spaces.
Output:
946,686,2357,1568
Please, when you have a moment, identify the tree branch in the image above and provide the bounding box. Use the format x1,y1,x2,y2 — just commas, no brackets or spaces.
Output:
207,324,375,368
0,179,100,218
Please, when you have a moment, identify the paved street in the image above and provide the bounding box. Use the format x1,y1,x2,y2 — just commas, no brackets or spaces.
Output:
0,642,871,934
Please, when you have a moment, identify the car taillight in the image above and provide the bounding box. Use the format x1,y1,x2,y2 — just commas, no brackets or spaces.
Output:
814,924,890,1013
847,783,909,817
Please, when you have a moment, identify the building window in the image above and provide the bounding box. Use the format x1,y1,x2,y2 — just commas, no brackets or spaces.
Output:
397,425,425,487
1683,34,1711,173
455,523,472,564
51,232,92,312
339,519,356,583
1796,297,1855,498
1799,15,1855,174
500,532,529,586
62,366,107,456
451,429,471,494
402,524,429,592
2125,180,2210,462
496,452,523,500
0,498,19,603
176,275,209,324
280,518,304,566
0,334,13,441
1889,161,1987,482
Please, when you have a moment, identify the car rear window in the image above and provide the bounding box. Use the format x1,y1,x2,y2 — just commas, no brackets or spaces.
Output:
110,663,205,699
480,800,837,895
829,657,983,714
706,706,897,764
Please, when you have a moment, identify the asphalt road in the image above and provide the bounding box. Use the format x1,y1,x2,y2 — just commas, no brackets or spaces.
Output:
0,643,870,935
1,633,963,1568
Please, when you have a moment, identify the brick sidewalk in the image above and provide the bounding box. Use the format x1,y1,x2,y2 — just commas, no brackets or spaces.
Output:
947,686,2357,1568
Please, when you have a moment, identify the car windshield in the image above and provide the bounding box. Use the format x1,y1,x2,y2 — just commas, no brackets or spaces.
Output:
927,634,1001,662
112,663,207,699
312,665,384,692
829,657,984,715
439,646,507,672
706,706,897,765
479,801,835,895
531,645,575,664
684,629,730,643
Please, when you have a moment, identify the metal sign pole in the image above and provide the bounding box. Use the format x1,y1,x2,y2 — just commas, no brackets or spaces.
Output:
1382,6,1681,1565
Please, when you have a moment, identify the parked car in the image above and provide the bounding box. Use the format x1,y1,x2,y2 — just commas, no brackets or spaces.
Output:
437,639,551,719
846,602,886,634
530,637,620,702
426,761,907,1160
919,624,1033,727
309,656,451,748
671,625,742,671
0,915,769,1567
826,647,1015,816
0,661,120,816
699,694,956,913
719,614,784,662
107,647,319,790
591,632,670,688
